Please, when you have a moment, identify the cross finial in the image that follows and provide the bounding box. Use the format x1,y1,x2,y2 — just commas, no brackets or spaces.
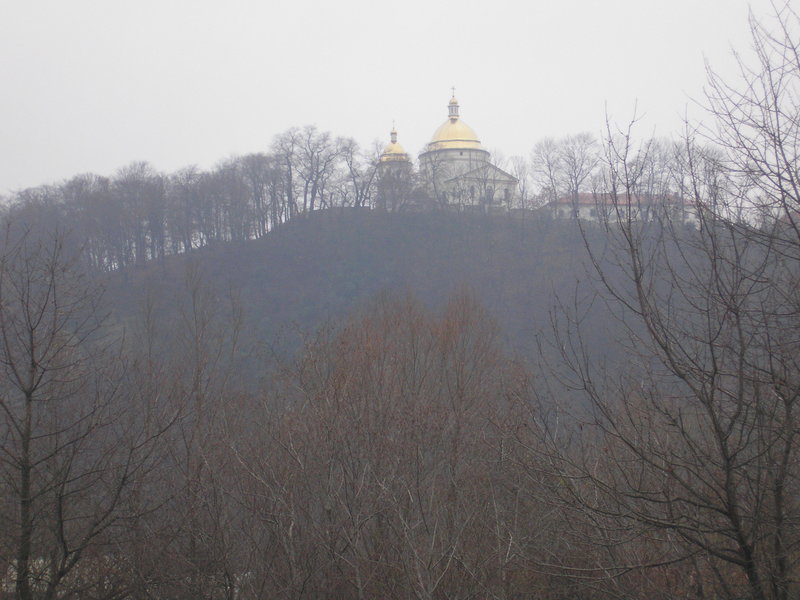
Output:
447,88,459,119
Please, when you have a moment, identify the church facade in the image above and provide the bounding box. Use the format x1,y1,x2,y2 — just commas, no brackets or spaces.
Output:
377,93,517,211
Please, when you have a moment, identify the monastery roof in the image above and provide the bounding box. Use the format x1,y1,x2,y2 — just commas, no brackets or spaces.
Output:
379,127,410,163
379,141,409,162
425,94,484,152
427,120,483,151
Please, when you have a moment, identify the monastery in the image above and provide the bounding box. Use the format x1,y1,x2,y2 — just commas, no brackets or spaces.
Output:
374,92,701,228
376,93,517,212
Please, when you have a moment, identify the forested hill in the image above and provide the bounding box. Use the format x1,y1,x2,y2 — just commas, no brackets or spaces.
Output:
4,4,799,593
105,209,604,364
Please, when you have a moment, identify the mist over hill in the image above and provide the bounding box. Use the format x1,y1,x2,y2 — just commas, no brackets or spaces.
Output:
3,3,799,594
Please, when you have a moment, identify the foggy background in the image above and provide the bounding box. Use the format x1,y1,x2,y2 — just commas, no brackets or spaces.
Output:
0,0,779,193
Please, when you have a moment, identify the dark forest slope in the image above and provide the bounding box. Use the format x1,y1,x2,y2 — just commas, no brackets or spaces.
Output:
105,209,611,366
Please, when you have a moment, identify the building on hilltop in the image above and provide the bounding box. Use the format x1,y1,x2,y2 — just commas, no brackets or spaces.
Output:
376,126,414,211
419,94,517,211
376,92,517,212
544,192,701,227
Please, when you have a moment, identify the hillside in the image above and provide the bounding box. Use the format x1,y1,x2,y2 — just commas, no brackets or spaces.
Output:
105,209,608,367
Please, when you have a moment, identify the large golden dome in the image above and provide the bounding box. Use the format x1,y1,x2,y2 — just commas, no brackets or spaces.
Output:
426,95,483,152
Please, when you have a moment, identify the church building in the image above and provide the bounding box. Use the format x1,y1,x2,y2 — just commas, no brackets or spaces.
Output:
376,92,517,211
376,126,413,211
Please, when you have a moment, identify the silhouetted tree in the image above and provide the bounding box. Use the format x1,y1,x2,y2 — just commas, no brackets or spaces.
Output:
0,224,174,599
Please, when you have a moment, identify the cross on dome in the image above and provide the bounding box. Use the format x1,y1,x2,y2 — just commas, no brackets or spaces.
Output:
448,89,459,120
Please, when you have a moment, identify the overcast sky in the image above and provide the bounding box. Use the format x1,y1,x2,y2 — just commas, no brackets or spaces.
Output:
0,0,784,194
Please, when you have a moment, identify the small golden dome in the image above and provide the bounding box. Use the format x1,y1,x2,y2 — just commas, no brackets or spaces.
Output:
380,141,409,162
379,127,410,163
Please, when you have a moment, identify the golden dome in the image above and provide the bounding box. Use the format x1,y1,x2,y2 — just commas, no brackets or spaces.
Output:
426,94,483,151
379,127,410,163
380,141,409,162
427,119,483,151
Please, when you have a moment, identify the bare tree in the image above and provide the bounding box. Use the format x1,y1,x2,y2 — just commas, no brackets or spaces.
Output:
0,224,174,599
704,1,800,244
227,293,557,600
166,166,203,255
560,132,600,202
340,138,378,209
111,162,166,266
293,126,344,213
531,137,563,205
531,133,600,208
538,6,800,594
508,155,535,210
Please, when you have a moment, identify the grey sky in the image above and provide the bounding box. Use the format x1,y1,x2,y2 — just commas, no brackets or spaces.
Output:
0,0,782,194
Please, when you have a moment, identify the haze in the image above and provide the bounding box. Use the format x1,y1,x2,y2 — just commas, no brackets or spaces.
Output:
0,0,779,194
